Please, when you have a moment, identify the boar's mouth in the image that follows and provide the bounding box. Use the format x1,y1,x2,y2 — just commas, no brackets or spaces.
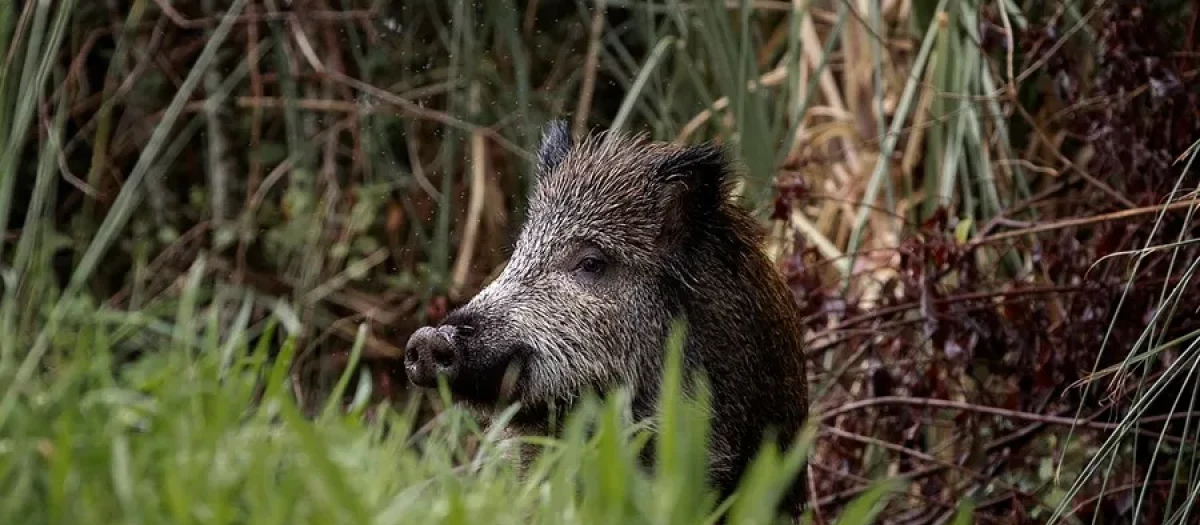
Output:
448,341,531,407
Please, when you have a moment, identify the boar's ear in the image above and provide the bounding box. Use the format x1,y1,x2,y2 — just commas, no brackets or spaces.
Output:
535,120,573,180
656,142,732,211
654,142,733,247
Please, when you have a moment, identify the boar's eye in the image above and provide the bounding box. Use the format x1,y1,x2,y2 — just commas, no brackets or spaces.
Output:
578,256,605,274
570,248,608,279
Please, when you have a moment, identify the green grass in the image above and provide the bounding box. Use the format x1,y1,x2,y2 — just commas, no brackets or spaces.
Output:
0,284,929,525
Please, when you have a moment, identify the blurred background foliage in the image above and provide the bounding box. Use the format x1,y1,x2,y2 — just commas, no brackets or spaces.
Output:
2,0,1200,523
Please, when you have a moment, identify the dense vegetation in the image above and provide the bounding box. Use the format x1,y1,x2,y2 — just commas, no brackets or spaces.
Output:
1,0,1198,523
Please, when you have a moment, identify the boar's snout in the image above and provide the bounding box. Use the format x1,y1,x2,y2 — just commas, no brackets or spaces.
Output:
404,325,464,388
401,307,529,405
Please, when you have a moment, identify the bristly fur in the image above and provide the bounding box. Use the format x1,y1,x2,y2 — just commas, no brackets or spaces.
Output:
535,119,573,178
415,121,810,518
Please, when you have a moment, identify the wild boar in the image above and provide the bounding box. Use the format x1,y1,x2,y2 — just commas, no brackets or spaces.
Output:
404,121,810,516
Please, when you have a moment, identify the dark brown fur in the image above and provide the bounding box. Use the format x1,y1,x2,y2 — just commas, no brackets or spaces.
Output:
404,121,810,518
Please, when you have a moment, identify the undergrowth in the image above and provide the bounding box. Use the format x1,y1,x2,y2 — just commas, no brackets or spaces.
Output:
0,284,928,524
1,0,1198,523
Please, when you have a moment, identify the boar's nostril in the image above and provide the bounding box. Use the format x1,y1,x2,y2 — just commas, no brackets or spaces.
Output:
403,326,460,388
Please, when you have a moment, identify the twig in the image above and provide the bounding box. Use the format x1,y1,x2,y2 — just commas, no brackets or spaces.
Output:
149,0,377,28
523,0,541,35
319,69,533,162
201,0,232,223
676,64,790,143
451,83,488,300
38,101,97,198
823,427,1047,513
996,0,1016,94
246,118,357,213
972,198,1200,245
288,12,325,72
106,222,212,309
820,395,1198,436
1067,480,1184,517
573,0,607,138
806,282,1108,332
1008,92,1135,209
404,126,441,201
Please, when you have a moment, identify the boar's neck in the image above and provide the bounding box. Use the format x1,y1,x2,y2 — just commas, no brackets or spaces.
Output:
667,208,810,511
